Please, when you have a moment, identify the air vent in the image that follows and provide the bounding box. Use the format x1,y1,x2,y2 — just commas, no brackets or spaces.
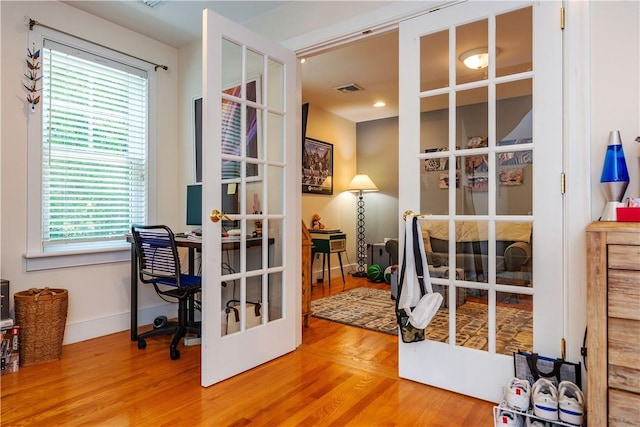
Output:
140,0,164,8
334,83,364,94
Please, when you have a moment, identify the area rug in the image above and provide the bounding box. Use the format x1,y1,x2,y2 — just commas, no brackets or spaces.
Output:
311,287,533,355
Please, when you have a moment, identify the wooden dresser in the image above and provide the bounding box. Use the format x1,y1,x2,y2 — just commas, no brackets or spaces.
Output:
586,222,640,426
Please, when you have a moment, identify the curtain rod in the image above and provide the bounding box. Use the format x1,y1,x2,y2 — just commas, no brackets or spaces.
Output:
28,18,168,71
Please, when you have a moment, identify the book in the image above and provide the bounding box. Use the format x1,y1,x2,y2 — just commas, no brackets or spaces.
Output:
0,318,13,329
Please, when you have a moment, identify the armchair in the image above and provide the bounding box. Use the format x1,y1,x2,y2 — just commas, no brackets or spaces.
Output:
131,225,201,360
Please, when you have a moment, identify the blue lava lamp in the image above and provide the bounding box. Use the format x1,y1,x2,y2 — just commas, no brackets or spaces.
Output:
600,130,629,221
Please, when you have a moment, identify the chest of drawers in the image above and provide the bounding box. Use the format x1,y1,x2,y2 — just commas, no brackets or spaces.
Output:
586,222,640,426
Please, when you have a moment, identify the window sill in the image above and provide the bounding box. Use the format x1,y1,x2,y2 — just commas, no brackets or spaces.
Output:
24,242,131,271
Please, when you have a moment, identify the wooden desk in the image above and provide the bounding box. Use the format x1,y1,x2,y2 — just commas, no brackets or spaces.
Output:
128,235,271,341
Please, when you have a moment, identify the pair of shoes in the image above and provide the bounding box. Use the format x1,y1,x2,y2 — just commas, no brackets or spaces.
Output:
531,379,558,421
558,381,585,425
525,417,550,427
495,409,523,427
532,379,585,424
506,377,531,412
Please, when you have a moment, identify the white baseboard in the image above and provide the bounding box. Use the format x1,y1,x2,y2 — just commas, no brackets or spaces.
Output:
311,262,356,283
62,303,177,345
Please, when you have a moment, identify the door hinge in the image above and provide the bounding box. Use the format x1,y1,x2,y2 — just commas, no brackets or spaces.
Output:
560,173,566,194
560,7,565,30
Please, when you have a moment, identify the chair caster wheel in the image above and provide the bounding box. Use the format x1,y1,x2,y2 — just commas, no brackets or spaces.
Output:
138,339,146,349
170,349,180,360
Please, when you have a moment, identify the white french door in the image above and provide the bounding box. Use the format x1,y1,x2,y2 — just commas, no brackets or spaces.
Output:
200,10,299,387
398,1,563,401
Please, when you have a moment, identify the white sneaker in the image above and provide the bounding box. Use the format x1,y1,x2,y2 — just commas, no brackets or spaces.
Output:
525,417,549,427
558,381,585,425
495,409,524,427
506,377,531,411
531,378,559,421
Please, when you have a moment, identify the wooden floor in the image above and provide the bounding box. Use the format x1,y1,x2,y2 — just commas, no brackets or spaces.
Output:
1,275,494,426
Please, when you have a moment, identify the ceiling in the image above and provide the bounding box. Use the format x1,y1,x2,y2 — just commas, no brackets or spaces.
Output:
61,1,531,124
61,0,400,123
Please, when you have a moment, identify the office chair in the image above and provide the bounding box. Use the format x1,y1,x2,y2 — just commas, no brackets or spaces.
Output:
131,225,201,360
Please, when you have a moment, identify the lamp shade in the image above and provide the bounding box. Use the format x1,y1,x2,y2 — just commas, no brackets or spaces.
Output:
347,174,378,192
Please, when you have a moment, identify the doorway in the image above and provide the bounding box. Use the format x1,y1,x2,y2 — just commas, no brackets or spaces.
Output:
301,1,564,402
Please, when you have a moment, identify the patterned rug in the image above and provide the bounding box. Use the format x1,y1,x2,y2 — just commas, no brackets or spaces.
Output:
311,287,533,355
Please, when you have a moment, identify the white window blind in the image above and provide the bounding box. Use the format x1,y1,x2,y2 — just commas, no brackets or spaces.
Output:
42,39,147,247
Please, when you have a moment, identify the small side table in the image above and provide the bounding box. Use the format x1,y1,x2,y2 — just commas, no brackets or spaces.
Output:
310,231,346,290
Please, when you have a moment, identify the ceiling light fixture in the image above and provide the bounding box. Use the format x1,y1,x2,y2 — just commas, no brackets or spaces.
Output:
460,47,500,70
300,58,307,64
373,101,386,108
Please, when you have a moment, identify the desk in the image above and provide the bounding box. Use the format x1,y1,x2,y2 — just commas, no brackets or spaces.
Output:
310,231,346,290
129,235,271,341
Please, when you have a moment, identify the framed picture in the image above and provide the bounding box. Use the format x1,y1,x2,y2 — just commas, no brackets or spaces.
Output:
193,78,262,183
302,137,333,195
424,147,449,172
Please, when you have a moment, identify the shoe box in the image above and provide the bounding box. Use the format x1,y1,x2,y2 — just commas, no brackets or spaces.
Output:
1,326,20,375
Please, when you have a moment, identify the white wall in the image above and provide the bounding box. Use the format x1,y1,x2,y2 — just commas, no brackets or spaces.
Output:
0,1,180,344
1,1,637,364
300,105,359,279
590,2,640,217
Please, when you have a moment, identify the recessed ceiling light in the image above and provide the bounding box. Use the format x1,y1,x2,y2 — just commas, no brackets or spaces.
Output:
373,101,386,108
300,58,307,64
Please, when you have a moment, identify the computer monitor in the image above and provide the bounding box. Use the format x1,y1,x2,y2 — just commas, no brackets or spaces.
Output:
186,183,239,228
186,184,202,226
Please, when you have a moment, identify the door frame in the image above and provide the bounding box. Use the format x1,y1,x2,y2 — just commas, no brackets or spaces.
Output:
286,0,590,389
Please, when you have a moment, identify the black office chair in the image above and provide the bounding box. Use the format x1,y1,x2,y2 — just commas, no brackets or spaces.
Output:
131,225,201,360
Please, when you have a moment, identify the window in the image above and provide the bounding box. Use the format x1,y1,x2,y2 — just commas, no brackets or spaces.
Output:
26,30,154,271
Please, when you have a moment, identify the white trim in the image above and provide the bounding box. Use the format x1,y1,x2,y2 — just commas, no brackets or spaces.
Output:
25,25,157,270
63,302,176,345
563,1,591,363
25,246,130,272
283,1,463,56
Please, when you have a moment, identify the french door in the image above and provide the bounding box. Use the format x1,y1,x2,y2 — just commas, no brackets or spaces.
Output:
200,10,299,387
398,1,563,401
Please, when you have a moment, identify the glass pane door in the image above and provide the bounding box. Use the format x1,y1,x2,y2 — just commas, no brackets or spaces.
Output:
399,1,563,401
201,9,299,387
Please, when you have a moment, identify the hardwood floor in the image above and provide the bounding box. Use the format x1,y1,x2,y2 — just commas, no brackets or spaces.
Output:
1,275,494,426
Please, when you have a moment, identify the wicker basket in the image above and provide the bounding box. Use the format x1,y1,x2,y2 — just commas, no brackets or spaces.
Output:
14,287,68,366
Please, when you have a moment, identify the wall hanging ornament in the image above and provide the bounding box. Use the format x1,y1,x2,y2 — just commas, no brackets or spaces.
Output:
23,44,41,112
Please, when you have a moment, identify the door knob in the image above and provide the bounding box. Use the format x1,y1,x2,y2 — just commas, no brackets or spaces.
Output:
210,209,234,223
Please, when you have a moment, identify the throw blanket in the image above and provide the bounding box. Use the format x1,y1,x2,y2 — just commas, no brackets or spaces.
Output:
421,220,532,244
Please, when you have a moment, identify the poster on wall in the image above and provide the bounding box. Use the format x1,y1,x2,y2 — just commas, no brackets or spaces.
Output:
302,137,333,195
193,79,261,183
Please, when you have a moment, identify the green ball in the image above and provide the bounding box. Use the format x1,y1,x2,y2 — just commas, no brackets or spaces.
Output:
384,266,393,283
367,264,383,282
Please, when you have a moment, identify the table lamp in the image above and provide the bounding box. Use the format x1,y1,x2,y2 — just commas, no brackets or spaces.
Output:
347,174,379,277
600,130,629,221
